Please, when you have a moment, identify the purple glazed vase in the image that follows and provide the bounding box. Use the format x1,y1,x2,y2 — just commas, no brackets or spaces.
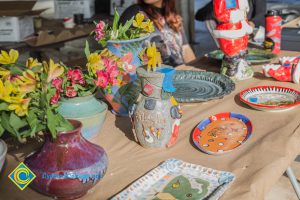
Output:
24,120,108,200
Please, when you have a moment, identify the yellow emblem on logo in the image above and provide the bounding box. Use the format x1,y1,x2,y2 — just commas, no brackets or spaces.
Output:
8,162,36,190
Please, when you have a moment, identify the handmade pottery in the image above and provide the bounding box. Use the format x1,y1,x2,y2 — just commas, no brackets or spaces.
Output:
173,71,235,103
213,0,254,80
192,112,252,155
208,48,277,65
240,86,300,112
263,56,300,83
0,139,7,172
58,94,108,140
24,120,108,200
130,66,182,148
112,158,235,200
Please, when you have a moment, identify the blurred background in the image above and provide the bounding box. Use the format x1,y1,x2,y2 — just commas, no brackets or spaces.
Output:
0,0,299,65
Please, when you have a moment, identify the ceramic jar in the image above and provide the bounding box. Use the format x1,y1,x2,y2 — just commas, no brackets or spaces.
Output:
0,139,7,172
130,66,182,148
24,120,108,200
58,94,107,140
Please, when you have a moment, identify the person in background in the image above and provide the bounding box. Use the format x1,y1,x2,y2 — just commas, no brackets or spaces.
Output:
120,0,196,67
195,0,266,47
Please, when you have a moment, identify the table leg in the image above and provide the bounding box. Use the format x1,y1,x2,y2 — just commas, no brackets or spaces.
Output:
286,166,300,200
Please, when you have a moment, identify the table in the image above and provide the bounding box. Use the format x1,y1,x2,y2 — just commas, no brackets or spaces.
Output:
283,17,300,28
1,50,300,200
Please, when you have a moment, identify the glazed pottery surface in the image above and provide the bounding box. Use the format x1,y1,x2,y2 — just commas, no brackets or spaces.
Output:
58,95,107,140
24,120,108,200
130,66,182,148
240,86,300,112
0,139,7,172
192,112,252,155
112,158,235,200
105,35,149,116
173,71,235,103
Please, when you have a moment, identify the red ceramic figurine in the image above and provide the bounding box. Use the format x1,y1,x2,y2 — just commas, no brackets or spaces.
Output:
213,0,254,80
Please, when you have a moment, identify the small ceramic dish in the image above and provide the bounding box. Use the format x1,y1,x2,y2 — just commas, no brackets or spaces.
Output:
0,139,7,171
208,48,277,65
240,86,300,112
192,112,252,155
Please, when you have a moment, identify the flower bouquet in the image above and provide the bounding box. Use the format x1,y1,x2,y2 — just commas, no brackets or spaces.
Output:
93,10,154,69
0,49,108,199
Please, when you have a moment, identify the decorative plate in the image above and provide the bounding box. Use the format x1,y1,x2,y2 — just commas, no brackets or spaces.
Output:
112,158,235,200
208,48,277,65
240,86,300,112
173,71,235,103
192,112,252,155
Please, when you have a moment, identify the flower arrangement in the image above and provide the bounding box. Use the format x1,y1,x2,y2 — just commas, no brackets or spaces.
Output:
139,42,162,71
0,49,73,142
93,10,155,47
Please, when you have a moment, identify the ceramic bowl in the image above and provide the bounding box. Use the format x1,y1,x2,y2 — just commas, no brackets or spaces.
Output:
0,139,7,171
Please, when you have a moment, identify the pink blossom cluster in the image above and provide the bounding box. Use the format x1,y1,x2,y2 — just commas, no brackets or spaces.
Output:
95,21,106,41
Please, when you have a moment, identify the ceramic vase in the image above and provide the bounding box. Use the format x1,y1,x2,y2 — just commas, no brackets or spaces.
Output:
105,35,149,116
0,139,7,172
24,120,108,200
129,66,182,148
58,94,108,140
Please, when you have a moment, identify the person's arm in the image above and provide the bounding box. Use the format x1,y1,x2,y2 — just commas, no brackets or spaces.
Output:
250,0,266,27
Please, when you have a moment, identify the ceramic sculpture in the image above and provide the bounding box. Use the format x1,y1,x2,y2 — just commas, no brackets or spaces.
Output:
263,56,300,83
213,0,254,80
130,66,182,148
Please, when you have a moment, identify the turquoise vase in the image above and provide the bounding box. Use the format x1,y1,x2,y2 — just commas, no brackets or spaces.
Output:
58,95,107,140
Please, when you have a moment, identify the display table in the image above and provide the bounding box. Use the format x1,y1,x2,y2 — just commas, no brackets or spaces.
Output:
0,50,300,200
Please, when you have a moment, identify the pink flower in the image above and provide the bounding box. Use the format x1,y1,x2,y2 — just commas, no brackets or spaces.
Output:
67,69,84,85
95,71,109,88
95,21,106,41
110,78,120,85
109,69,119,79
51,77,63,92
65,86,77,97
102,57,118,73
50,90,60,105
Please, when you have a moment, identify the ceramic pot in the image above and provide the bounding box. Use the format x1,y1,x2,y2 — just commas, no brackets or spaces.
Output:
0,139,7,172
58,95,107,140
130,66,182,148
24,120,108,200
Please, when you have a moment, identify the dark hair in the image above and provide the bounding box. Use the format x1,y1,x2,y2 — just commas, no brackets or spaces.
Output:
138,0,182,32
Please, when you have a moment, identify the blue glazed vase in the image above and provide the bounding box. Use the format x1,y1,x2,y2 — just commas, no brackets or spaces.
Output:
58,95,107,140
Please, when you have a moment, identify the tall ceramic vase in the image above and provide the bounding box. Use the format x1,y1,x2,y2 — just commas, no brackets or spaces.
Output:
104,35,149,116
24,120,108,200
58,94,108,140
129,66,182,148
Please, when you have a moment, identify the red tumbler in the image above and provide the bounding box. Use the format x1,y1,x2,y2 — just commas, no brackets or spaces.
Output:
265,10,282,54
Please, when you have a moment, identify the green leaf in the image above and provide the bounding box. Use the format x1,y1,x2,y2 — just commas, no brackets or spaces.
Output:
46,108,57,139
121,17,133,35
0,102,8,111
9,112,27,130
1,112,17,136
0,124,4,137
113,8,120,32
84,41,90,58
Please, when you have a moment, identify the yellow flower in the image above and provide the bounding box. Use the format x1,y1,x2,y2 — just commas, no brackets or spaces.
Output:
43,59,64,82
17,70,38,93
0,79,13,102
142,19,155,33
86,52,104,74
26,57,41,69
0,67,11,77
0,49,19,64
133,13,145,28
8,97,31,117
146,42,162,71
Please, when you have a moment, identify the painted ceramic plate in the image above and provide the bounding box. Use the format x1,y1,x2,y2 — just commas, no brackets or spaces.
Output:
208,48,277,65
112,158,235,200
192,112,252,155
173,71,235,103
240,86,300,112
